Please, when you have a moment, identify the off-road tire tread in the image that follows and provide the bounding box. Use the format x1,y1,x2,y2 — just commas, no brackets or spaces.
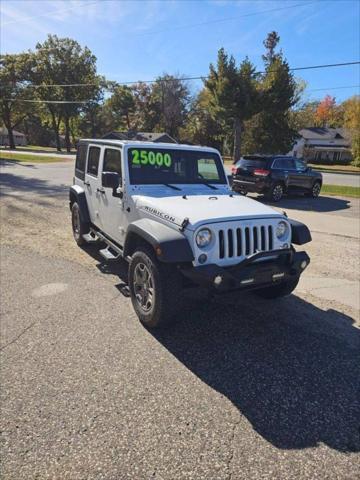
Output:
129,245,182,328
71,202,90,246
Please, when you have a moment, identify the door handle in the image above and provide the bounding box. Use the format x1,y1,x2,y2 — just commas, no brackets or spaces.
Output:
97,187,105,194
84,181,90,186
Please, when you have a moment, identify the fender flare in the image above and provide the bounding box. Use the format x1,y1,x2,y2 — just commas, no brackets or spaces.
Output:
124,218,194,263
69,185,90,224
289,219,312,245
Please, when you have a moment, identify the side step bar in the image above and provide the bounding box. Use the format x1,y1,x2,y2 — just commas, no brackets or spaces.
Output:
89,229,123,262
82,232,98,243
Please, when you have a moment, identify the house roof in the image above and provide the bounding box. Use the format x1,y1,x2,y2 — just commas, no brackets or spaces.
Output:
0,127,26,136
102,131,177,143
299,127,350,141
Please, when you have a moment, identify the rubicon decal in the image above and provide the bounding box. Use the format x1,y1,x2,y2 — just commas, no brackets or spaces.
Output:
143,206,176,224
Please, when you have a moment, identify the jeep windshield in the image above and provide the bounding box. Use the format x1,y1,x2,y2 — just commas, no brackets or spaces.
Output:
128,147,227,185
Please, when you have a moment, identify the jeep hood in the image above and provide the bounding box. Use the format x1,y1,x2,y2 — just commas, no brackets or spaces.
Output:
134,194,282,230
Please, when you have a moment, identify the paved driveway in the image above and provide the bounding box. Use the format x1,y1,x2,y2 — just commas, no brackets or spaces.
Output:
1,161,359,479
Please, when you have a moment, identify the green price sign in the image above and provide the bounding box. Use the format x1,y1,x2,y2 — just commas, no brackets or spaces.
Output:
131,150,172,167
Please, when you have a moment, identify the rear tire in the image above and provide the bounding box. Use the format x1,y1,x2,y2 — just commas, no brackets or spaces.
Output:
129,245,182,328
254,276,299,299
71,202,89,246
268,182,284,202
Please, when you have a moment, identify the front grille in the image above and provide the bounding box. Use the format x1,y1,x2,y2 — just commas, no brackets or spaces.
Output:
219,225,273,259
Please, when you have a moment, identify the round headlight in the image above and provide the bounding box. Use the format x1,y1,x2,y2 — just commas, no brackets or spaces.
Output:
196,228,212,248
276,221,289,240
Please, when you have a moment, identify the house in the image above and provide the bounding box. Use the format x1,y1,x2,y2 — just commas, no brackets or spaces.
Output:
0,127,27,146
102,131,177,144
290,127,352,164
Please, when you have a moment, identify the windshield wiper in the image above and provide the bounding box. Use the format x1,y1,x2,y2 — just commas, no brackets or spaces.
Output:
163,183,182,191
199,181,218,190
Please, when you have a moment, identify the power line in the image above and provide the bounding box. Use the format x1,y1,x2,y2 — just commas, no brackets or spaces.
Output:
131,2,315,36
5,85,359,104
2,61,359,90
307,84,360,92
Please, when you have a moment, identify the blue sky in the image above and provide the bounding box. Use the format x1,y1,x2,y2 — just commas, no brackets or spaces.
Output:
1,0,359,103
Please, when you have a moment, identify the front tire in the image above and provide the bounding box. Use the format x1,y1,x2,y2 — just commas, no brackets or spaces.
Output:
254,276,299,299
307,181,321,198
71,202,89,246
129,246,182,328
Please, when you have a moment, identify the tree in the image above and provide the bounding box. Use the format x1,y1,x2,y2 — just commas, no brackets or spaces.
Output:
243,32,299,154
151,74,190,139
33,35,102,151
289,100,319,131
180,88,225,150
205,48,259,161
107,84,135,130
343,95,360,166
0,53,34,149
314,95,337,127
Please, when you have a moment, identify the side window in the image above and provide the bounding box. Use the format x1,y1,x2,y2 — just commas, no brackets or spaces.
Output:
295,159,306,170
103,149,122,177
197,158,218,180
272,159,282,169
75,144,87,179
87,146,100,177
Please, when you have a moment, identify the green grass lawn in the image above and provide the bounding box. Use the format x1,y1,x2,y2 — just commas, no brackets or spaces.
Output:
309,163,360,174
321,184,360,198
0,152,72,163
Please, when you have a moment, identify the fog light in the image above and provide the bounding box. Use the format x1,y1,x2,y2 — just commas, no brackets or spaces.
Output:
198,253,207,264
300,260,307,269
214,275,223,286
241,278,254,285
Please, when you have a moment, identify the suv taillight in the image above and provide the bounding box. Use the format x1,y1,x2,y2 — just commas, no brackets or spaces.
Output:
231,166,239,175
253,169,270,176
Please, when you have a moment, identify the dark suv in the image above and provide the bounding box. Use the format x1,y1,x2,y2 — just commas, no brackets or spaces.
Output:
231,155,323,202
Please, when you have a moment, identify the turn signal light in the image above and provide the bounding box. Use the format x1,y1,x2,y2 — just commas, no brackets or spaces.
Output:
253,169,270,176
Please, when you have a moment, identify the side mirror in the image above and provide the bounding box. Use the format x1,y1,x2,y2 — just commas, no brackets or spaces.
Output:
102,172,122,198
102,171,120,189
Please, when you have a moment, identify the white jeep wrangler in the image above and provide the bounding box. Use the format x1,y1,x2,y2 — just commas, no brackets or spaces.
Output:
70,140,311,328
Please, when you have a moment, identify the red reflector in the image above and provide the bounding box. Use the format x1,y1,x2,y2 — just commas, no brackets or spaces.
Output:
254,169,270,176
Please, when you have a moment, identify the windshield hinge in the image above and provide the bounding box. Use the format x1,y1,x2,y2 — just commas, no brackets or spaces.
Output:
179,217,190,232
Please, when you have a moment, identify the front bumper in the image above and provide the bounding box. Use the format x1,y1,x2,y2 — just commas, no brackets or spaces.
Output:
180,249,309,292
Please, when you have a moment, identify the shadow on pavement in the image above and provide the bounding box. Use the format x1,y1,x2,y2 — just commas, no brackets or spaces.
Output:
0,172,68,197
252,194,351,213
150,292,360,453
82,243,360,453
0,159,36,168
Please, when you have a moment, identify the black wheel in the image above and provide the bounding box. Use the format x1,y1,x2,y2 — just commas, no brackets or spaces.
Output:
71,202,89,246
128,245,182,328
307,181,321,198
254,276,299,299
268,183,284,202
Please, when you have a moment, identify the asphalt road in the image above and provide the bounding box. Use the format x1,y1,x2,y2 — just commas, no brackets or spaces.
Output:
1,160,360,479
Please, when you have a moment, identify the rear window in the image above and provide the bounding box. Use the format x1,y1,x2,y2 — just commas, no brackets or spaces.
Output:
237,157,270,169
87,147,101,177
75,144,87,179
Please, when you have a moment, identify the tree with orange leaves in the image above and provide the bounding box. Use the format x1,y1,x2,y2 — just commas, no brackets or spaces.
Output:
314,95,337,127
